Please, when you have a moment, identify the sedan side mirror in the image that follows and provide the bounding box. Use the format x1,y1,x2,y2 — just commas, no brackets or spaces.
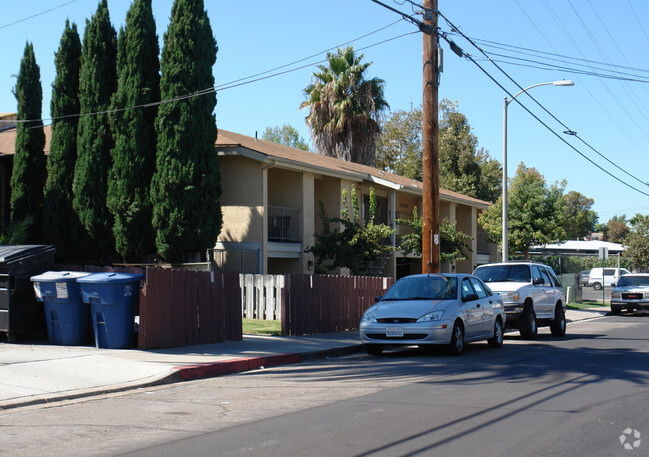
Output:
374,296,382,302
463,293,479,302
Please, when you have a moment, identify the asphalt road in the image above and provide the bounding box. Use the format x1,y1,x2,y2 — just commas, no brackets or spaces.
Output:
1,314,648,457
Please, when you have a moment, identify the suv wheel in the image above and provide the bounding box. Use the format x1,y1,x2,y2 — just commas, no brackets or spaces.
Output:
610,305,622,316
519,306,538,340
550,305,566,337
592,282,602,291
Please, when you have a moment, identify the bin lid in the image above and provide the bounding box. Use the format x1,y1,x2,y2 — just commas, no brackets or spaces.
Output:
30,271,92,283
76,272,145,284
0,245,56,263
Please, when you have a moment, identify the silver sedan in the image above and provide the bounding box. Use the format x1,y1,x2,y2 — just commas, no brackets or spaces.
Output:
360,273,506,356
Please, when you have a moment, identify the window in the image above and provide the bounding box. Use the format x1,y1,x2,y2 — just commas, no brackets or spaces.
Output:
469,277,489,298
546,268,562,287
461,278,474,300
531,265,547,286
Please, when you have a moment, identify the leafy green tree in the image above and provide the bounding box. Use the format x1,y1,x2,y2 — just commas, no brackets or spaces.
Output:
262,124,309,151
43,20,81,261
301,46,388,166
10,41,46,243
623,215,649,270
376,101,501,202
108,0,160,261
562,190,597,240
479,163,566,259
439,99,501,203
375,103,423,180
151,0,221,261
306,186,394,275
396,207,473,263
73,0,117,261
605,215,629,243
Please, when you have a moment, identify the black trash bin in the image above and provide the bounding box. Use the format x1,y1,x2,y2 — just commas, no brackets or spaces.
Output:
0,245,56,341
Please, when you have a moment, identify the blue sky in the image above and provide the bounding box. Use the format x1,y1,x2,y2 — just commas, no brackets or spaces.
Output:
2,1,649,226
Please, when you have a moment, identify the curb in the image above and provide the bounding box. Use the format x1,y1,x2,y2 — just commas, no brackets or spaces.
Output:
0,344,364,411
177,353,303,381
177,344,365,381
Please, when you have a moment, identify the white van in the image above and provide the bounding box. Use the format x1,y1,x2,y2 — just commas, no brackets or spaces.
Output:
587,267,631,290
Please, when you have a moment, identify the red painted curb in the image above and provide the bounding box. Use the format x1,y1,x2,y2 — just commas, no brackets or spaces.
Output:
176,353,302,381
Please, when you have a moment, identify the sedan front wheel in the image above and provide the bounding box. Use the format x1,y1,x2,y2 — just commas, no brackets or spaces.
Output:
488,319,504,348
364,344,383,356
448,321,465,356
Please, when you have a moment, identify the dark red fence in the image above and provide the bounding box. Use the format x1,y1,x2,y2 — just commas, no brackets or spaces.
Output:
138,269,242,349
55,266,392,348
281,274,393,336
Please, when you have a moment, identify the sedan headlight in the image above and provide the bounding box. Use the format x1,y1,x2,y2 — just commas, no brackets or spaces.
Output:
498,291,520,303
361,310,377,323
416,311,444,322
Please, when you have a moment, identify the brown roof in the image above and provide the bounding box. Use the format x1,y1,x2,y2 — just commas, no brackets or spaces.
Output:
0,125,491,208
0,125,50,156
216,129,491,208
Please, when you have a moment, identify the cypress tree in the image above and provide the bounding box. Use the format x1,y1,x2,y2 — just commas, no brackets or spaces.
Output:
151,0,222,261
43,21,81,261
10,42,46,243
73,0,117,261
108,0,160,261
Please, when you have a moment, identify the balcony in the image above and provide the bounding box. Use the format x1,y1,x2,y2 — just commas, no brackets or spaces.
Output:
268,206,300,243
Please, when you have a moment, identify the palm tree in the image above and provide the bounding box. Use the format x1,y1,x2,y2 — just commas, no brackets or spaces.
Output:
301,46,388,166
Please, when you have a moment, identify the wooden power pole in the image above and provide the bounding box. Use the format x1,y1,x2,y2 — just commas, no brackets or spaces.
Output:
421,0,440,273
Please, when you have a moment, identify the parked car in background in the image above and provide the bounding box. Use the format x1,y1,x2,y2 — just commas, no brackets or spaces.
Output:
359,273,505,356
579,270,590,287
610,274,649,315
587,267,631,290
473,262,566,340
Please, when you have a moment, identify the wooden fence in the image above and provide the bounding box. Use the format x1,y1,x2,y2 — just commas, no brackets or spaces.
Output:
138,269,242,349
54,266,392,348
240,274,284,321
282,274,393,336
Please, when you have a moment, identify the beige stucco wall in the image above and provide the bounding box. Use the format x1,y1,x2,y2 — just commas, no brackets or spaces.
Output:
268,168,303,208
217,156,263,243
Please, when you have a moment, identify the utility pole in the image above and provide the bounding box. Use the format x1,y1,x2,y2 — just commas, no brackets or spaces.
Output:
421,0,440,273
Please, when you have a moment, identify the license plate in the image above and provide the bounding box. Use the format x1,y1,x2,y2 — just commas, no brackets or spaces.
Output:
386,327,404,337
625,294,642,299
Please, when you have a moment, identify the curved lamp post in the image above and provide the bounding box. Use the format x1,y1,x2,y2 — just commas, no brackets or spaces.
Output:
502,80,574,262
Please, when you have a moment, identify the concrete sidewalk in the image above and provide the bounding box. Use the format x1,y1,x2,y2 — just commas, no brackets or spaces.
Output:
0,307,608,410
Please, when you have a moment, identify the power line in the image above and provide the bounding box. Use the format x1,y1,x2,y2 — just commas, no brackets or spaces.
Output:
0,1,81,30
437,10,649,198
2,27,416,128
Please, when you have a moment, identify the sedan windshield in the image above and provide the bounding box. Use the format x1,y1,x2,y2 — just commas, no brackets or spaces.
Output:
617,276,649,287
381,276,458,301
474,265,531,283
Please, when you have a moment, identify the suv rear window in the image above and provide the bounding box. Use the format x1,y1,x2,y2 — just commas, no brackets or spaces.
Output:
474,264,531,283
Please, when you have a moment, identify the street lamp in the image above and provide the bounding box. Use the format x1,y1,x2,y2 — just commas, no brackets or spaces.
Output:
502,80,574,262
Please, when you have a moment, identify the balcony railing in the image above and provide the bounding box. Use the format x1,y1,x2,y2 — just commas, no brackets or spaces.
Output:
268,206,300,242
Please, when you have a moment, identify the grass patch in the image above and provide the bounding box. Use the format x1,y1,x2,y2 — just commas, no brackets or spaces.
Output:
567,301,609,310
242,318,282,336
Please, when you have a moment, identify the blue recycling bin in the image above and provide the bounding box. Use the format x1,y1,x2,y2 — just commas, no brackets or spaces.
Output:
77,272,144,349
30,271,91,345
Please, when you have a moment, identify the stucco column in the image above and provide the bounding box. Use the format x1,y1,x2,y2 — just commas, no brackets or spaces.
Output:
302,172,315,274
261,165,268,274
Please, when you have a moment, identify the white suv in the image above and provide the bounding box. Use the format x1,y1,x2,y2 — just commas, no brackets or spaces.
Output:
473,262,566,339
